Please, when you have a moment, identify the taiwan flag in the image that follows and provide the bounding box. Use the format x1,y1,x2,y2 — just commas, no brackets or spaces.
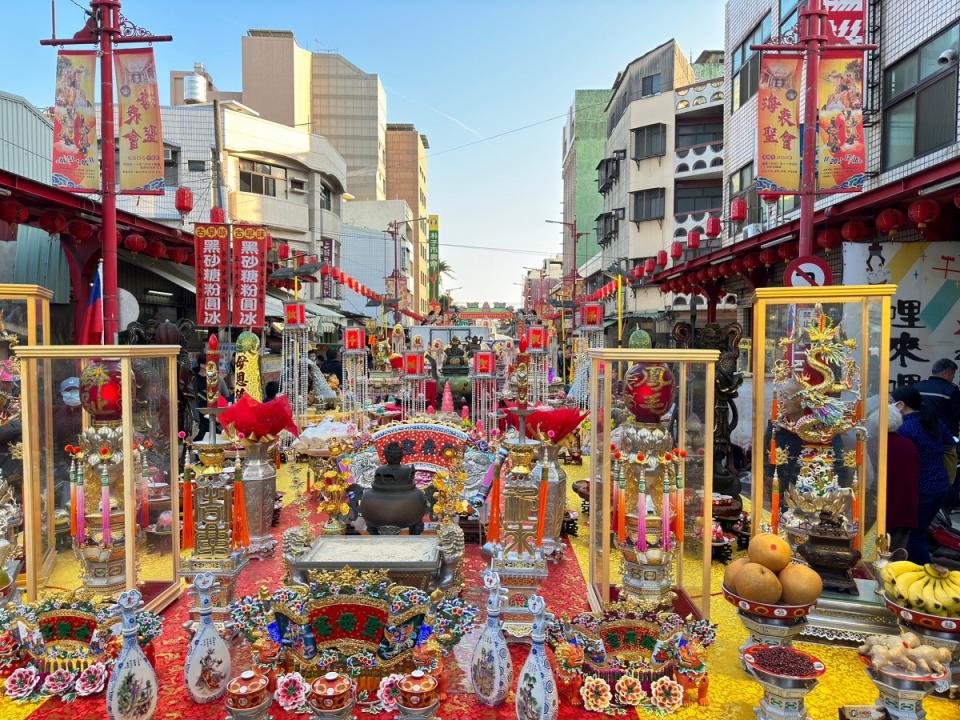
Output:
82,262,104,345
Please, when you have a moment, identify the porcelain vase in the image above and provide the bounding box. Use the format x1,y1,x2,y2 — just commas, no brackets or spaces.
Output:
471,568,513,706
106,589,159,720
184,573,231,703
515,594,558,720
531,443,567,559
243,441,278,558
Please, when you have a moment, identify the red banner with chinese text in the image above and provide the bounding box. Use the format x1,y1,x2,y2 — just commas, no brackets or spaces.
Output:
755,54,802,194
231,225,268,328
52,51,99,192
823,0,867,46
114,48,164,194
817,53,867,192
194,223,229,327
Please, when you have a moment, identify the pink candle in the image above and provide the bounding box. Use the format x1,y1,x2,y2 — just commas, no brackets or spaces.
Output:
661,455,672,553
75,461,86,541
101,483,111,545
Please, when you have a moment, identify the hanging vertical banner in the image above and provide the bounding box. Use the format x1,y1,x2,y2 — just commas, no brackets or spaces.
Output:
428,215,439,303
320,237,334,299
755,54,802,194
231,224,268,328
823,0,867,45
114,48,164,194
52,51,99,192
194,223,229,327
816,54,867,192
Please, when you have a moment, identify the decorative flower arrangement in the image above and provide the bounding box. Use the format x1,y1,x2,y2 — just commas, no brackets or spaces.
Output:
274,671,309,711
615,675,645,706
579,675,613,712
41,669,76,697
649,676,685,713
504,406,588,445
4,665,40,701
375,673,406,711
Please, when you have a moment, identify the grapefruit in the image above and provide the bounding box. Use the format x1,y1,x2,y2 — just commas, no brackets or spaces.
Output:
778,562,823,605
734,562,783,604
748,532,793,572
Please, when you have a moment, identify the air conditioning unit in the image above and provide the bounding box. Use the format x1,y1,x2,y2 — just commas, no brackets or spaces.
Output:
743,223,763,239
163,147,175,162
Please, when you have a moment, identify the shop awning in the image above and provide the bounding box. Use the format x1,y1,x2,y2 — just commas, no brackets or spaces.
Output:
141,259,287,317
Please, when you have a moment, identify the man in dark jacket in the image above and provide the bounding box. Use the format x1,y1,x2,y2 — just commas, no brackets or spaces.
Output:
912,358,960,505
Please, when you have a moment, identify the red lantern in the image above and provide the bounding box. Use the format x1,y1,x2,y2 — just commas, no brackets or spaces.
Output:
744,253,760,270
644,257,656,274
175,187,194,215
209,206,226,223
656,250,668,268
277,243,290,260
79,360,124,422
759,191,779,205
777,242,794,260
719,262,732,277
169,248,190,264
661,281,671,292
123,233,147,254
759,249,777,266
731,258,744,274
0,200,27,225
404,351,426,377
840,220,869,242
875,208,906,237
907,198,940,230
697,268,709,283
623,362,676,422
147,240,167,259
670,241,683,260
39,211,67,235
730,197,747,223
686,229,701,249
705,216,721,238
707,266,720,280
815,229,842,251
344,327,365,351
68,219,93,242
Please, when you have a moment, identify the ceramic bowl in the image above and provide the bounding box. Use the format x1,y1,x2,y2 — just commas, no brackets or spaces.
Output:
722,584,816,619
880,593,960,634
309,671,354,711
743,644,825,689
226,670,270,709
399,669,438,708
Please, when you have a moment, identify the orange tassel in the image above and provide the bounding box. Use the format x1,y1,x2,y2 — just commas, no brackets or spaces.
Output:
771,398,779,421
769,438,777,466
181,475,195,550
232,476,251,549
675,487,684,544
535,470,549,547
616,486,626,545
856,438,863,466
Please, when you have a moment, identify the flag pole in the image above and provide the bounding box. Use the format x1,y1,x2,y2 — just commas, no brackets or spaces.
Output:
98,259,105,345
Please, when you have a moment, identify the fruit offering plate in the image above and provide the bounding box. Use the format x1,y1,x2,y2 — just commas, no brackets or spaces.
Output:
743,644,826,680
722,584,816,619
857,653,950,684
880,593,960,634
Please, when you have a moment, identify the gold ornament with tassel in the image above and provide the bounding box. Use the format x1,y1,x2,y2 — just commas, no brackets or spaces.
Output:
234,330,262,402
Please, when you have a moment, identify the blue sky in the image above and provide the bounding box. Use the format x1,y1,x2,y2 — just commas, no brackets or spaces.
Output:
2,0,724,304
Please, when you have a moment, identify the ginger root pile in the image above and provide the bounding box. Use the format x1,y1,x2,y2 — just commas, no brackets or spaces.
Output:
858,632,951,677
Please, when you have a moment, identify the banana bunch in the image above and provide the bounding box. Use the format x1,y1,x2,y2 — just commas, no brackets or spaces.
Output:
880,560,960,617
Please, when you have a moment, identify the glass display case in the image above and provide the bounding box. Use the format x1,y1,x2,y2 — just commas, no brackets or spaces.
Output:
749,285,895,639
18,345,182,612
587,348,719,619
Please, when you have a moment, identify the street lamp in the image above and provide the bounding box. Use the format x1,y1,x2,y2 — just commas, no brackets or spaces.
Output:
386,216,431,324
546,218,590,329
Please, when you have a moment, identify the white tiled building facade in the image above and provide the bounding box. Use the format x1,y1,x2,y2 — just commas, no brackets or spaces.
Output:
723,0,960,247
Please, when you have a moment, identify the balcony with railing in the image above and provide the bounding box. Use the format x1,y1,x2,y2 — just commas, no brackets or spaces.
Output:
674,78,724,114
674,141,724,179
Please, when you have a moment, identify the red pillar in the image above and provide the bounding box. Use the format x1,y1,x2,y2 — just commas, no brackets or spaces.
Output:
97,0,119,343
798,0,825,258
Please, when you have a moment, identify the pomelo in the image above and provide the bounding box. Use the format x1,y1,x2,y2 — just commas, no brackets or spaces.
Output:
778,562,823,605
723,557,751,590
748,532,792,572
734,562,783,604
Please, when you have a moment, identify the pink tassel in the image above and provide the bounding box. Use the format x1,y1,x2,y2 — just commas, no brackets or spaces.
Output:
76,487,86,541
101,485,111,546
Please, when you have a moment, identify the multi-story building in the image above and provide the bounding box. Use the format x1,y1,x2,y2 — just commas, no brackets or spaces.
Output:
386,124,430,316
590,41,725,341
522,256,563,315
561,89,611,308
651,0,960,390
340,199,414,326
171,30,388,201
113,101,347,331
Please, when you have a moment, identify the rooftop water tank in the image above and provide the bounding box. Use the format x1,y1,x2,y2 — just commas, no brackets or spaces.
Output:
183,74,207,105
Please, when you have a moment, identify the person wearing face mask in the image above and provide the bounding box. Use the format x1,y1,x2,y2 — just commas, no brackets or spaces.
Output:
892,386,952,564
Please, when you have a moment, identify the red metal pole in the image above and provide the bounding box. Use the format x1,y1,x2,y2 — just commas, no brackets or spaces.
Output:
97,0,120,343
798,0,826,258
